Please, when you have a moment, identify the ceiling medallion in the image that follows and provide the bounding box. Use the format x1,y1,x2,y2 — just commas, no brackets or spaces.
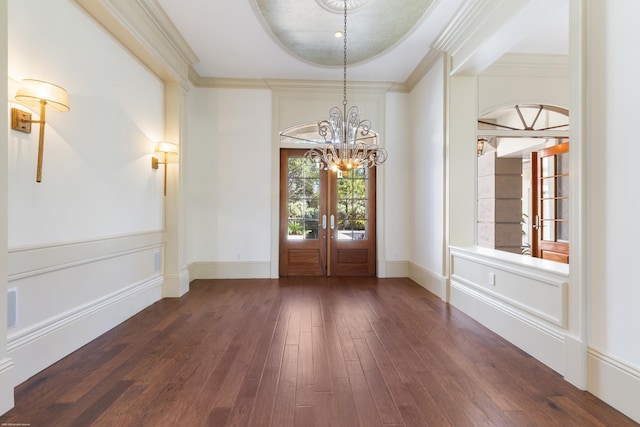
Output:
315,0,370,13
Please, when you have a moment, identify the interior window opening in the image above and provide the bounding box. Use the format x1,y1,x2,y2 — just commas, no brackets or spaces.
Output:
477,105,569,264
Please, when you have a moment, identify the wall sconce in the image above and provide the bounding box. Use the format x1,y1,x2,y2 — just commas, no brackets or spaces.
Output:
11,79,70,182
151,141,178,196
477,138,488,156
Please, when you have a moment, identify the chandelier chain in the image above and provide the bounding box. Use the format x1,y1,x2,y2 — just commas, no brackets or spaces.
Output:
302,0,387,172
343,0,347,108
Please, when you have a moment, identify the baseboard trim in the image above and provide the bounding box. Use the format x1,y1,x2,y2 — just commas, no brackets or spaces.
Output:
189,261,271,279
0,358,15,415
450,278,565,374
163,266,190,297
7,276,162,385
383,260,409,277
407,262,446,300
588,348,640,424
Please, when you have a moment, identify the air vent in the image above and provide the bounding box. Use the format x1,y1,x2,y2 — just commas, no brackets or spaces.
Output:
7,288,17,328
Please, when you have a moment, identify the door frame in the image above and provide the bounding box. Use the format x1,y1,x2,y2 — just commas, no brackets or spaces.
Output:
279,148,378,276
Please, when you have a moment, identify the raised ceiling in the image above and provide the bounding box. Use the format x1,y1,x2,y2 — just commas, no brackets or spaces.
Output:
251,0,435,67
155,0,569,84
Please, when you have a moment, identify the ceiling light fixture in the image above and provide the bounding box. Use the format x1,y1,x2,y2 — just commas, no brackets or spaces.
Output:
304,0,387,173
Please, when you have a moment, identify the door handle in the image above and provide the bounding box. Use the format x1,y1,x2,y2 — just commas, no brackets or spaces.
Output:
533,215,540,230
322,215,327,230
330,215,335,230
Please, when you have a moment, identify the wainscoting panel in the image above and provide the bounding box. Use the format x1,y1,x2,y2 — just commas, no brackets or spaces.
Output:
449,246,568,374
7,231,164,385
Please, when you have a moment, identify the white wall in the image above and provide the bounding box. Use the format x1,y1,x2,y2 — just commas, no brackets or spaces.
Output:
6,0,166,386
0,0,13,414
586,0,640,420
383,92,410,272
186,87,273,277
407,57,447,295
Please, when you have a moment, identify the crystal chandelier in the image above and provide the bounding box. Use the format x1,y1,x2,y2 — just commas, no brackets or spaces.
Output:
304,0,387,172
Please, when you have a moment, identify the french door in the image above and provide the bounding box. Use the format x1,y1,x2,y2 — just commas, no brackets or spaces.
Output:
531,142,569,263
279,149,376,276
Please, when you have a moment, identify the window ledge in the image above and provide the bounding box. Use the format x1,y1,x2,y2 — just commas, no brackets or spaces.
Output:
449,246,569,277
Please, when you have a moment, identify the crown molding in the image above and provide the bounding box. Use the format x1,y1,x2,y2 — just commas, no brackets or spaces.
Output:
73,0,198,87
405,49,444,92
432,0,491,54
482,53,568,77
189,70,405,93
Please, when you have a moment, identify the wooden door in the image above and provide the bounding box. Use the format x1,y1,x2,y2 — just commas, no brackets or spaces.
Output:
531,142,569,263
279,149,376,276
330,161,377,276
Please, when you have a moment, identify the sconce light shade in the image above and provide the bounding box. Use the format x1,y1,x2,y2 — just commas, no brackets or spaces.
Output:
15,79,70,112
477,138,487,156
154,141,178,155
152,141,178,196
11,79,70,182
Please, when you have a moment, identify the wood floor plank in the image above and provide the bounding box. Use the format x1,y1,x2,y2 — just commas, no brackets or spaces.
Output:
1,278,637,427
271,344,299,427
344,359,384,426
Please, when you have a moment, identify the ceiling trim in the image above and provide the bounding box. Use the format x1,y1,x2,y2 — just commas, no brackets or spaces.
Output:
436,0,568,76
189,68,410,93
73,0,198,86
404,50,445,91
483,53,568,77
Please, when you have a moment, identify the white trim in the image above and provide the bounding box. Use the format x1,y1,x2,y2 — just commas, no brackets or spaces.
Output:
408,262,447,300
482,53,569,78
8,276,161,352
8,276,162,385
189,261,271,280
451,273,565,327
162,266,190,298
383,260,409,278
73,0,196,85
8,231,164,279
588,348,640,423
0,358,14,414
450,246,569,277
450,277,566,374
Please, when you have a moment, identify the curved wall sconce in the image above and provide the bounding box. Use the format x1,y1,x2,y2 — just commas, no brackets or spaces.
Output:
11,79,70,182
151,141,178,196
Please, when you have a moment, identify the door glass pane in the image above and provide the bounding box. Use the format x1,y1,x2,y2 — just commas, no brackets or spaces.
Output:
541,156,555,178
542,199,556,220
336,166,368,240
541,177,556,199
557,175,569,198
557,198,569,221
288,158,320,240
558,221,569,243
541,219,555,242
557,152,569,175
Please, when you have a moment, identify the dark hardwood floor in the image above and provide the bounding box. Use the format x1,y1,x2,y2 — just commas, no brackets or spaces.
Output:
1,277,637,426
